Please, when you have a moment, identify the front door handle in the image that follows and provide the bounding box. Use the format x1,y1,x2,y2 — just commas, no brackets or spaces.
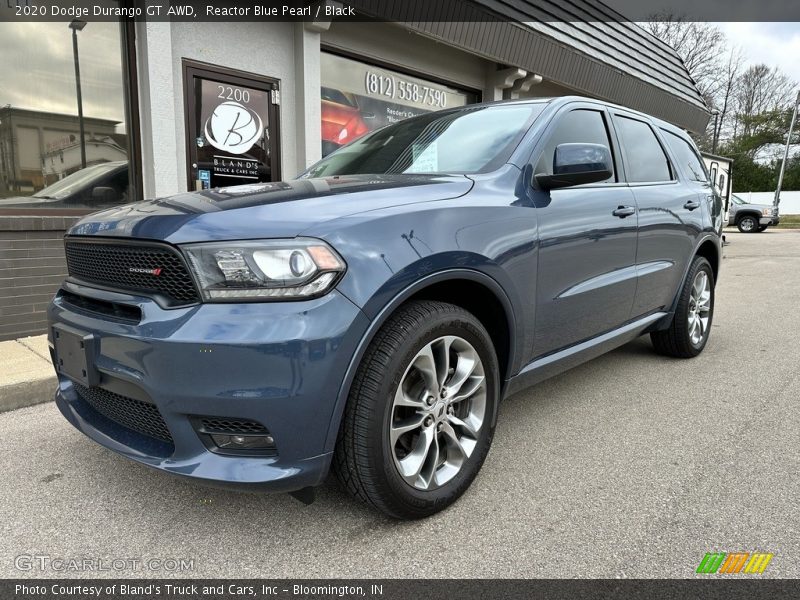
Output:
612,205,636,218
684,200,701,211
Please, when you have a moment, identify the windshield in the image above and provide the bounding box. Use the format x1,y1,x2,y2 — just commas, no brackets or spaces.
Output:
33,162,123,199
731,194,746,205
302,103,546,178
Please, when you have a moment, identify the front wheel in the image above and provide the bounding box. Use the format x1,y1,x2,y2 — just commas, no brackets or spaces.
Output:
737,215,758,233
651,256,715,358
334,300,499,519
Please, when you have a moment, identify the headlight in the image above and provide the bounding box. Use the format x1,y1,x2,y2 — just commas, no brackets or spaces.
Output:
762,208,772,216
181,238,345,301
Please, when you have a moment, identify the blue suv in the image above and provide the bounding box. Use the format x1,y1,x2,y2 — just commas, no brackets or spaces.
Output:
48,98,722,518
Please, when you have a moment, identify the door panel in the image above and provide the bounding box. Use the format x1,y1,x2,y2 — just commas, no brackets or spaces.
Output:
629,183,699,315
610,113,704,318
628,128,709,317
534,186,638,357
530,105,639,358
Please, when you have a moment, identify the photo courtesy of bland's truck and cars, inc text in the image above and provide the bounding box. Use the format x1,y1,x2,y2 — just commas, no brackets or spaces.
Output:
1,1,799,598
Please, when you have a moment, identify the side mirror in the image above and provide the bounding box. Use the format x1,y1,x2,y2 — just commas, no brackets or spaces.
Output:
91,186,117,204
535,143,613,190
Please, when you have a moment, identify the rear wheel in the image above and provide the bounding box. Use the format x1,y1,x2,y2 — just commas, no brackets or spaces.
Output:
334,300,499,519
651,256,714,358
737,214,758,233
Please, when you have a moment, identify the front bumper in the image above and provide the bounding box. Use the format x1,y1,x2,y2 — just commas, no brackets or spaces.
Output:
760,216,780,226
48,281,369,492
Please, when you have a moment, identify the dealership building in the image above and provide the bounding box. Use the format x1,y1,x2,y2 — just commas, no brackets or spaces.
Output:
0,0,709,340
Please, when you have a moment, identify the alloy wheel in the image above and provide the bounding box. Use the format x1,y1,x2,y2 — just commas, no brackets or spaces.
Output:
389,335,486,490
687,270,712,346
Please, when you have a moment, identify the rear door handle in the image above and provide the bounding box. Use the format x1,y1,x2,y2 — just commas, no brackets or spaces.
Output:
612,206,636,218
684,200,701,211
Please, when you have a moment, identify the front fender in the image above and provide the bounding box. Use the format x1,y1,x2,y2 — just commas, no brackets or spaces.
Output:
322,267,520,454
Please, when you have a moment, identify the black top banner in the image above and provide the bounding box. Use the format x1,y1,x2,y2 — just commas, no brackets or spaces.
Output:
1,0,799,23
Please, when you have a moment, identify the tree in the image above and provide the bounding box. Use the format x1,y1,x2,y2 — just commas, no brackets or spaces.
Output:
645,17,797,163
782,154,800,191
712,48,745,151
643,16,730,151
643,16,727,98
733,64,795,140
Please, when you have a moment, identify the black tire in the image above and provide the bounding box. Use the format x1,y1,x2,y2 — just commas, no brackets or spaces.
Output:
333,300,499,519
757,225,768,232
651,256,715,358
737,214,758,233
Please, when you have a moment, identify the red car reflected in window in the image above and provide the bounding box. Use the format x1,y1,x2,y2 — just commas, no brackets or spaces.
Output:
321,87,373,156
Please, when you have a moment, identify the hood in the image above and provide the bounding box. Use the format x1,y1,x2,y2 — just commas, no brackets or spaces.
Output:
68,174,473,243
0,195,60,207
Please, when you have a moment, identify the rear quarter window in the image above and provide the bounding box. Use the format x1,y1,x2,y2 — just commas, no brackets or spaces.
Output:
614,116,672,183
662,130,709,183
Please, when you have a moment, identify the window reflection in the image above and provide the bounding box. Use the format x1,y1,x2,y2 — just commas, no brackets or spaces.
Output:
0,20,130,210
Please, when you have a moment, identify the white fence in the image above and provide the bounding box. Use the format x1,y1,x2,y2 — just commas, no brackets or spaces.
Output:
737,191,800,214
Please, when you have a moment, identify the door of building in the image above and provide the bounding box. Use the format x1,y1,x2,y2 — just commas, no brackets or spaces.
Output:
183,60,280,191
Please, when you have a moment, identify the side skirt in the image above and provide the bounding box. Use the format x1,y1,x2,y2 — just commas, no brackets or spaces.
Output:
504,312,667,397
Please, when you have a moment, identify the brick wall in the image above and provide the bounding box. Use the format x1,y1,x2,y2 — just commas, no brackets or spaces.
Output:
0,216,80,341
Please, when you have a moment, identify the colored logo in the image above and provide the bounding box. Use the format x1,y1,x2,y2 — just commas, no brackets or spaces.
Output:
696,552,773,574
129,267,162,276
204,101,263,155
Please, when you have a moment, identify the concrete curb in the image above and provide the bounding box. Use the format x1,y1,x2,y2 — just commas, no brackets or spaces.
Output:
0,335,56,414
0,377,57,413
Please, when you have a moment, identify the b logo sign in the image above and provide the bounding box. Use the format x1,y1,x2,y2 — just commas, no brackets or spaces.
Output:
204,101,263,155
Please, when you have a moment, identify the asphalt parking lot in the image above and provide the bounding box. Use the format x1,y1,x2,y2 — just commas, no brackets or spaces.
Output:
1,229,799,579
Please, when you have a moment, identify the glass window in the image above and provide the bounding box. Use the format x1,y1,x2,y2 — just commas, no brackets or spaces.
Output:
303,104,545,177
663,130,709,183
535,109,615,182
614,116,672,182
0,19,132,211
320,52,478,158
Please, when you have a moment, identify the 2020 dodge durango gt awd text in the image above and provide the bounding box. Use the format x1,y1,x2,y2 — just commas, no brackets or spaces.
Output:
48,98,723,519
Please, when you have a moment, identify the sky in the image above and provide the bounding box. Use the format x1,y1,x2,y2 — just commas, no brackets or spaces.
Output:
0,21,126,126
716,22,800,86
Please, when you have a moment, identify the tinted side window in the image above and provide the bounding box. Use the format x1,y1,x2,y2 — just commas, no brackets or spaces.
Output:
614,116,672,182
663,130,709,183
536,109,615,182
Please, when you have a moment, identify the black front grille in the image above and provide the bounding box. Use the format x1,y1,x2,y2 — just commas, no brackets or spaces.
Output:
74,383,173,444
199,418,268,434
65,239,199,306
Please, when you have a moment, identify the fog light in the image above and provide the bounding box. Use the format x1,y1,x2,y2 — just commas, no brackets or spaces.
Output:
190,416,277,456
210,433,275,450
